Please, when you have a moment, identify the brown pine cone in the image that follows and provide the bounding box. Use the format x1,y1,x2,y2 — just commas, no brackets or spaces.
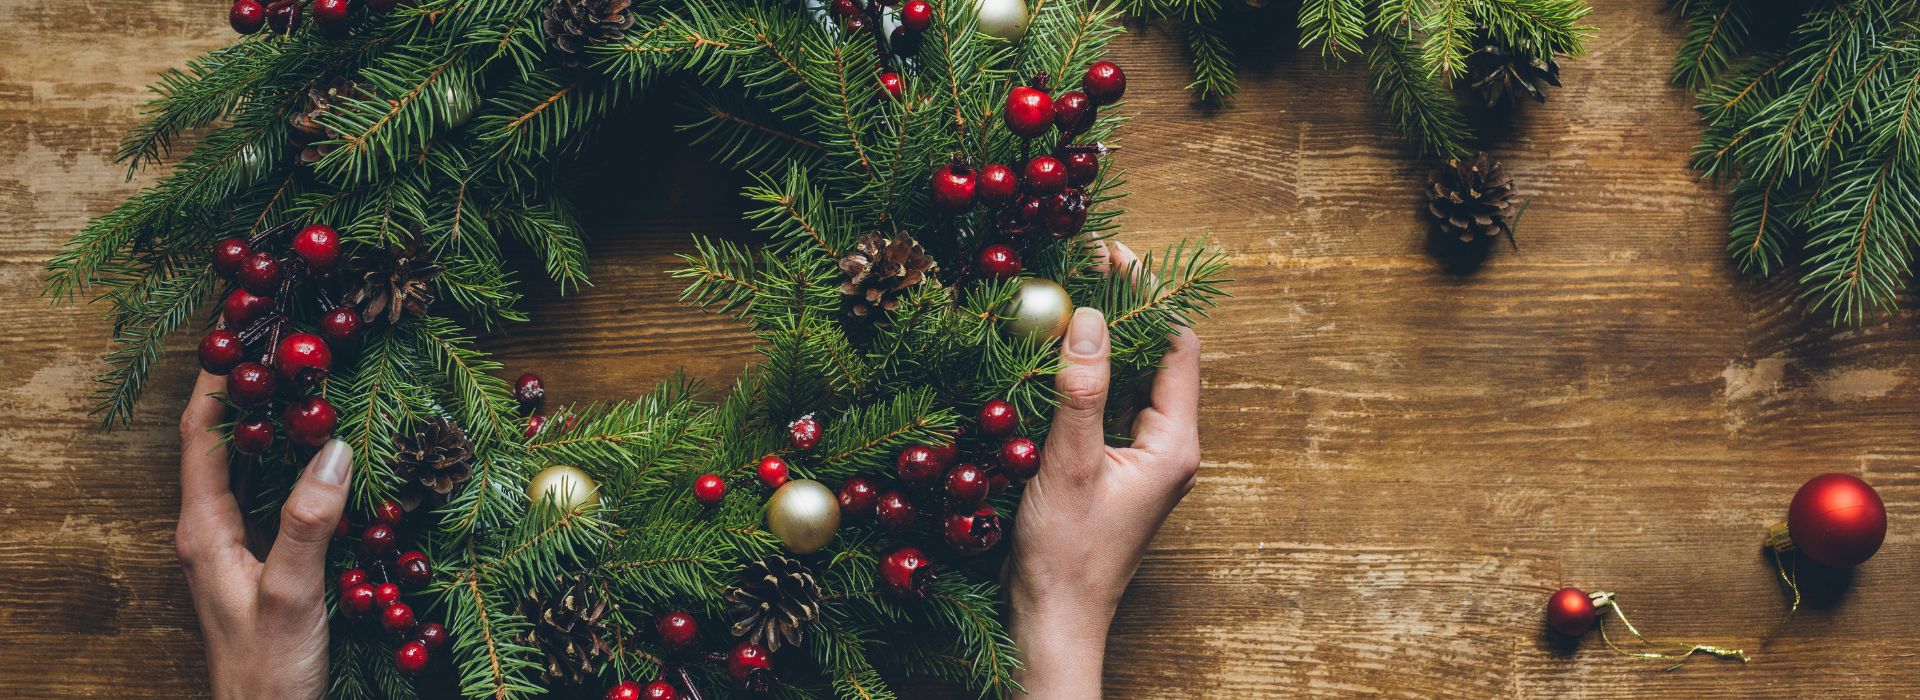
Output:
1426,152,1517,245
838,231,936,320
1463,33,1562,108
542,0,635,65
344,237,444,325
723,555,822,652
516,572,617,687
393,416,474,498
289,76,364,166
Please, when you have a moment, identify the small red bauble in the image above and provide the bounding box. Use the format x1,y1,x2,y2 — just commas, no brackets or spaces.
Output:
265,0,301,34
340,583,377,617
212,238,252,277
274,332,332,380
513,373,545,411
1545,587,1597,636
756,455,790,489
1043,190,1088,238
237,251,283,294
788,415,822,450
414,621,448,650
836,476,879,521
291,224,342,273
229,0,265,34
1782,473,1887,568
223,288,275,328
393,640,430,676
899,0,932,32
657,610,699,651
1064,152,1099,187
643,681,677,700
879,546,933,597
693,473,727,506
319,307,362,345
942,504,1003,554
198,330,245,375
372,499,405,527
312,0,351,36
896,445,944,486
874,490,915,532
372,581,402,608
381,601,418,636
977,163,1020,206
930,163,977,213
945,463,989,505
232,417,275,455
396,550,432,587
605,682,644,700
1052,91,1094,136
361,523,397,558
726,641,773,691
830,0,859,16
1004,86,1055,139
1083,61,1127,105
878,71,904,100
976,244,1021,280
284,396,337,447
998,437,1040,480
1018,196,1046,224
844,14,867,33
226,362,276,406
337,567,368,591
524,414,545,439
1023,156,1068,196
977,399,1018,437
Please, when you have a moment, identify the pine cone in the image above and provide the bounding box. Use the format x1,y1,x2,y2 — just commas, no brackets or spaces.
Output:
1426,153,1517,245
516,572,617,687
1463,34,1562,108
393,416,474,499
723,555,822,652
542,0,635,65
345,237,444,325
289,76,364,166
838,231,936,320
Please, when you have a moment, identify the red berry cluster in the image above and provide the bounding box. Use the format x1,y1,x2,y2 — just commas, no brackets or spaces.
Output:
601,611,710,699
689,415,823,507
830,0,934,64
199,223,355,455
229,0,398,37
332,500,444,676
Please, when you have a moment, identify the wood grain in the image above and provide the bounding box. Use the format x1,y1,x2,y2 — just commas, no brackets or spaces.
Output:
3,0,1917,697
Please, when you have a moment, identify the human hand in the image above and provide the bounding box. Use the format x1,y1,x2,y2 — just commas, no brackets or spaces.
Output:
1007,242,1203,698
175,371,353,700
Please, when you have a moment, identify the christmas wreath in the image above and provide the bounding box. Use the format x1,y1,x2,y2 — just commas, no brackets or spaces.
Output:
45,0,1226,697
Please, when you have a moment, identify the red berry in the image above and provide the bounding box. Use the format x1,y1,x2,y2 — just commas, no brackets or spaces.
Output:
788,416,822,450
977,400,1019,437
889,25,921,56
382,601,417,636
875,490,915,532
726,641,773,690
945,463,989,505
265,0,300,34
284,396,337,447
845,14,867,33
274,332,332,381
393,640,430,676
998,437,1040,480
896,445,943,486
836,477,879,521
372,581,402,607
513,373,545,411
371,499,404,527
199,330,245,375
976,244,1021,279
1083,61,1127,105
414,622,448,650
657,611,699,652
606,682,644,700
312,0,350,36
1064,151,1099,187
879,546,932,597
899,0,931,32
237,251,282,294
756,455,790,489
878,71,904,100
337,567,368,591
232,417,275,455
226,362,275,406
930,164,976,213
1053,91,1094,136
291,224,342,273
229,0,265,34
693,473,727,507
334,518,350,540
223,289,274,328
319,307,362,345
341,583,377,617
928,433,960,469
1018,196,1046,224
942,504,1004,554
1043,190,1088,238
396,551,432,588
524,414,545,439
643,681,677,700
831,0,859,16
977,164,1019,206
212,238,252,277
362,523,397,558
1004,86,1054,138
1023,156,1067,196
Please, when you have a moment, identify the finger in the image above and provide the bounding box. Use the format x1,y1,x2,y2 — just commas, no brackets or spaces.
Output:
260,439,352,614
1108,241,1141,281
1131,325,1201,445
1039,308,1110,486
177,372,247,567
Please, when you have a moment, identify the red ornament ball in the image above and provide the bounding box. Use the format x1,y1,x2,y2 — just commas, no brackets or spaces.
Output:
1004,86,1055,138
837,476,880,521
976,244,1021,279
945,463,989,505
414,621,448,650
788,415,822,450
1053,90,1094,136
1545,587,1597,637
727,641,773,691
692,473,727,507
1023,156,1068,196
874,489,916,532
930,163,977,213
878,71,904,100
212,238,253,277
199,329,245,375
977,399,1018,437
978,163,1020,206
371,581,402,608
1083,61,1127,105
643,681,677,700
513,373,546,411
605,682,644,700
361,523,397,558
998,437,1040,480
899,0,931,32
274,332,332,380
292,224,341,273
657,610,699,652
396,550,432,587
942,504,1003,554
226,362,276,406
312,0,351,36
319,307,362,346
393,640,430,676
232,418,275,455
284,396,337,447
524,414,545,439
756,455,790,489
372,499,405,527
223,289,274,328
381,601,418,637
879,546,933,597
237,251,283,294
265,0,301,34
340,583,377,617
1064,152,1099,187
229,0,266,34
896,445,944,486
1043,191,1087,238
1785,473,1887,568
337,567,368,591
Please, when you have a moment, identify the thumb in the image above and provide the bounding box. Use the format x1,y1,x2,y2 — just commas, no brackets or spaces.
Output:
260,439,352,614
1040,308,1110,486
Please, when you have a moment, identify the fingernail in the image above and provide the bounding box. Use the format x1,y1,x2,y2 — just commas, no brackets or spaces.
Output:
311,439,352,485
1067,307,1107,358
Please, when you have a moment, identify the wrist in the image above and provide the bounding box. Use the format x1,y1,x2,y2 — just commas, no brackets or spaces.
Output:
1010,586,1112,698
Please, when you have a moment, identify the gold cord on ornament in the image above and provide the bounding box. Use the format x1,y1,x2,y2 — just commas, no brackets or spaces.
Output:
1594,596,1750,670
1762,548,1801,641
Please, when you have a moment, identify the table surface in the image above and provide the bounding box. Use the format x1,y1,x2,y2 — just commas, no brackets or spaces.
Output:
4,1,1917,697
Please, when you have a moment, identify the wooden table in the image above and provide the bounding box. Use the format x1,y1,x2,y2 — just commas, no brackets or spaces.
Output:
3,1,1915,696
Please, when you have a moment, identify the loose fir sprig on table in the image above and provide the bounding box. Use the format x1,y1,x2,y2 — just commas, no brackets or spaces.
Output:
43,0,1227,697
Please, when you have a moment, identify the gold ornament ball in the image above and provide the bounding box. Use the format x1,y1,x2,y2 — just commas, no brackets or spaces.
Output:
437,81,478,130
766,479,841,554
1003,277,1074,343
973,0,1029,41
527,464,598,511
